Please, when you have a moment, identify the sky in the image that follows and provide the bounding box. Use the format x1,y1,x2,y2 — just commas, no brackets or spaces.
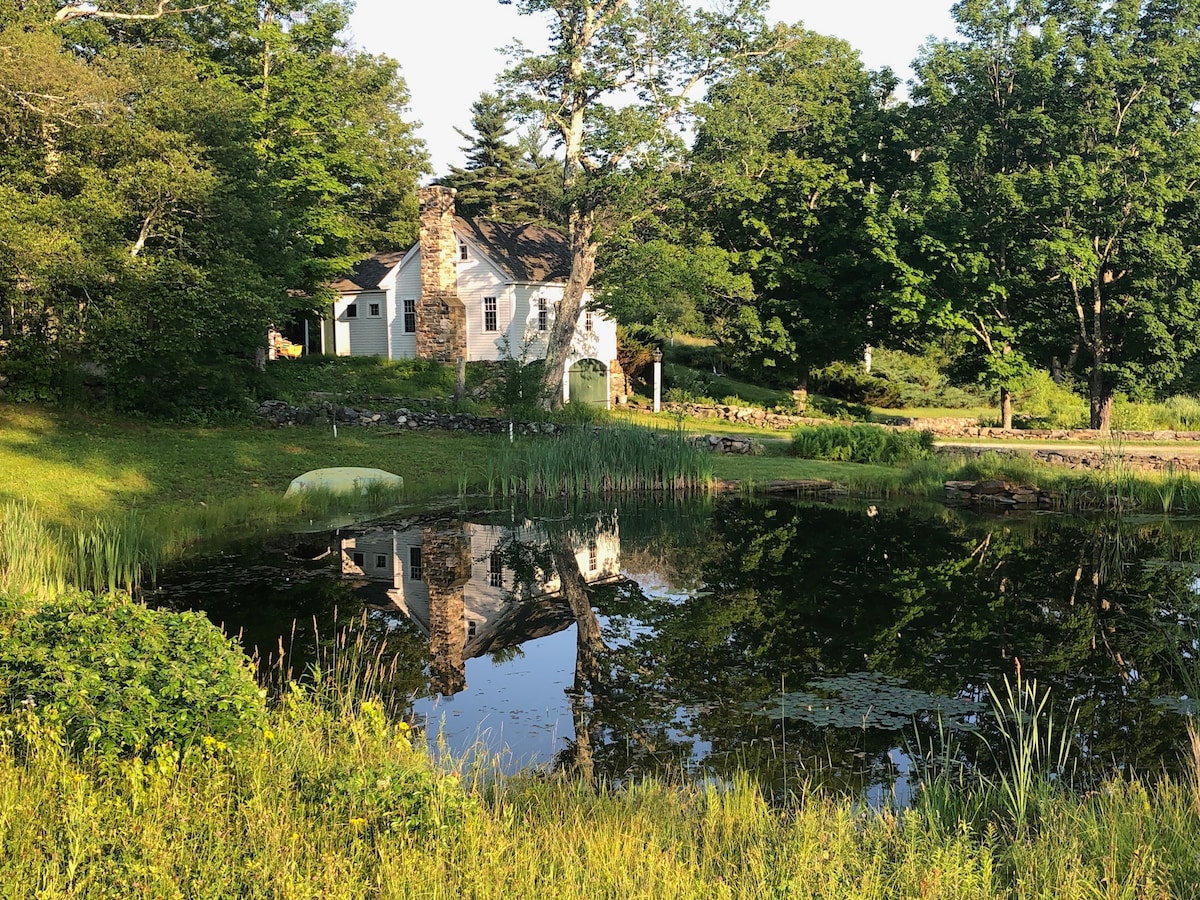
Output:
346,1,961,177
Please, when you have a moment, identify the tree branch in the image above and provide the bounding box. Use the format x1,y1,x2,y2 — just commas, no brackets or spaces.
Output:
53,1,208,24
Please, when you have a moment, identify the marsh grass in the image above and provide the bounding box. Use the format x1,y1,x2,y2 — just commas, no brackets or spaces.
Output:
0,484,410,602
985,669,1077,836
488,424,714,497
1,705,1198,898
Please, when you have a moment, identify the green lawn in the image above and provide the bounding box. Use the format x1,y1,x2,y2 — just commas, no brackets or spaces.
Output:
0,404,495,526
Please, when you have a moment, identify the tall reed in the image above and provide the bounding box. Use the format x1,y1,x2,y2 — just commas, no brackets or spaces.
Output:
489,424,714,497
0,484,410,603
985,667,1076,836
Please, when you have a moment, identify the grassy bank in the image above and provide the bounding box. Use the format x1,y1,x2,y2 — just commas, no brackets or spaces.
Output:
3,680,1198,899
8,400,1200,896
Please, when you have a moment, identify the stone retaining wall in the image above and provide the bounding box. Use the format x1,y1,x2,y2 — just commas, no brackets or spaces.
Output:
946,445,1200,473
255,398,563,436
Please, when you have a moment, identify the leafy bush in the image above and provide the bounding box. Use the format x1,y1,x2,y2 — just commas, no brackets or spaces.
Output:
790,424,935,464
1112,394,1200,431
0,592,266,757
1010,372,1088,429
489,336,547,420
812,349,991,411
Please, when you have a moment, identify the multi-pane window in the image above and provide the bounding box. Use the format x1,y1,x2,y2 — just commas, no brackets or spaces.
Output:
368,302,381,317
585,309,594,332
588,540,597,573
537,297,548,331
345,303,358,319
459,243,468,261
488,550,504,588
484,296,498,332
409,546,423,581
403,299,416,333
375,554,387,569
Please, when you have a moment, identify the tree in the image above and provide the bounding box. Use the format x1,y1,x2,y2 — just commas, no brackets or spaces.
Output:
908,0,1200,430
441,92,540,222
500,0,777,408
684,27,903,406
0,0,427,413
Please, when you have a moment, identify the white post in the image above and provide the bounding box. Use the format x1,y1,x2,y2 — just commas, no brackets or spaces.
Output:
652,347,663,413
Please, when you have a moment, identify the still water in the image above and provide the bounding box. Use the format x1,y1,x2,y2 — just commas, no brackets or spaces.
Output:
150,497,1200,791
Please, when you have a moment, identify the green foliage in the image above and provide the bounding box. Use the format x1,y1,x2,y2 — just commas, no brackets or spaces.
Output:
0,592,266,758
1112,394,1200,432
1009,372,1088,430
258,354,464,407
489,336,548,421
0,4,427,420
790,424,934,465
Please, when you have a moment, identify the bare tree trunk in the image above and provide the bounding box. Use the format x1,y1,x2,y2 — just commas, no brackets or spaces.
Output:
550,532,606,782
1090,361,1112,431
538,209,595,409
1000,385,1013,430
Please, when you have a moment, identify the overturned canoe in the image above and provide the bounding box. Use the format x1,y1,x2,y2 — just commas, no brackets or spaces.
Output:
285,466,403,496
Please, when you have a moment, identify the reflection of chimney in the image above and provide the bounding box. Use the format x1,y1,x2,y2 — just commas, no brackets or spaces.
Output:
422,524,472,696
417,186,467,362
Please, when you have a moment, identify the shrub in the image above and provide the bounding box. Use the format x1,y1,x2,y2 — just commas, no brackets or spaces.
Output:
1112,394,1200,432
790,424,935,465
0,592,266,757
1011,372,1088,429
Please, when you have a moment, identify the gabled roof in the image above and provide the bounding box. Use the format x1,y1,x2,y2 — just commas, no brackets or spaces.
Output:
329,250,407,292
455,217,572,283
330,216,572,293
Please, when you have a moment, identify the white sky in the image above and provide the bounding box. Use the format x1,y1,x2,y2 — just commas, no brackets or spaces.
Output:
347,1,961,176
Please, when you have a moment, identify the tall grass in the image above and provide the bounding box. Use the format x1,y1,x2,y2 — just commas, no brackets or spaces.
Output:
488,424,714,497
0,484,410,603
986,669,1077,836
0,697,1198,898
791,424,935,465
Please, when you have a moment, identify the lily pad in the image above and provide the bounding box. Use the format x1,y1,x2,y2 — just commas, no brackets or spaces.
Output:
754,672,982,731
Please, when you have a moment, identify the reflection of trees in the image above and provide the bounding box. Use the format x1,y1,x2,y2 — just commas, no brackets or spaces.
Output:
574,501,1200,787
149,533,430,713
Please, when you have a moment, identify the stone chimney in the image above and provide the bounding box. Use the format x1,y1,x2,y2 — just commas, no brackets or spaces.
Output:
417,186,467,362
422,524,471,697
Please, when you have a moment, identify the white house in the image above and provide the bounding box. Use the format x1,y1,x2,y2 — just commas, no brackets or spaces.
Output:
324,186,621,407
340,518,621,696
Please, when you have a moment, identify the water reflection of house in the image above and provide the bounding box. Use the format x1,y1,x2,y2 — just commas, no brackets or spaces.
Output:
340,519,620,696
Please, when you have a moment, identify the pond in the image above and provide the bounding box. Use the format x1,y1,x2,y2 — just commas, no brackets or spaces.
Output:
148,497,1200,794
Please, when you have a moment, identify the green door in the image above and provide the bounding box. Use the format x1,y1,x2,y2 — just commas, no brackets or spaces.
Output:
568,358,608,406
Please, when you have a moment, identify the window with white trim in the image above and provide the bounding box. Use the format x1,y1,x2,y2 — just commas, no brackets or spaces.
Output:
537,297,548,331
459,242,468,261
488,550,504,588
345,303,358,319
409,546,423,581
403,299,416,333
484,297,498,332
368,302,381,317
585,309,594,332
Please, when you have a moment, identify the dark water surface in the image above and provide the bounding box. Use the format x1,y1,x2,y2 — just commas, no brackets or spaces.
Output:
149,498,1200,792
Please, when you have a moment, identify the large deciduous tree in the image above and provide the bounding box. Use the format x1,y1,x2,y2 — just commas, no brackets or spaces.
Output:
500,0,776,408
909,0,1200,430
684,27,903,405
0,0,426,414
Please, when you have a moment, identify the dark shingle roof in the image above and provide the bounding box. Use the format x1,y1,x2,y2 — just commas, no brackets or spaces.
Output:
329,250,407,292
330,217,572,293
455,217,572,283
